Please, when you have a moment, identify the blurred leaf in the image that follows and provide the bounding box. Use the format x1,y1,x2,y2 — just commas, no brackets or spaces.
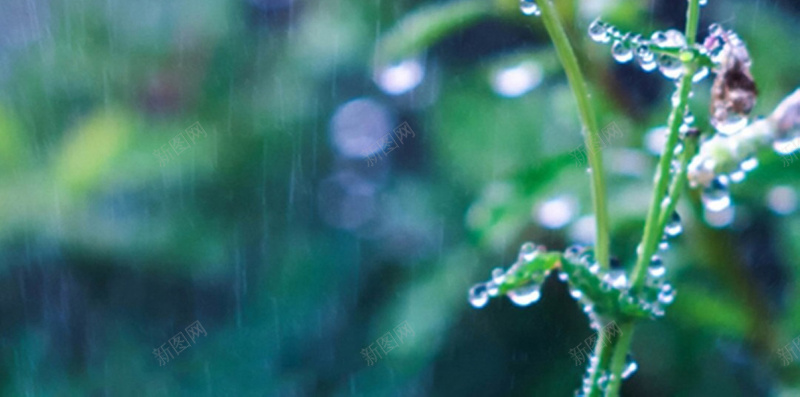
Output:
375,0,492,65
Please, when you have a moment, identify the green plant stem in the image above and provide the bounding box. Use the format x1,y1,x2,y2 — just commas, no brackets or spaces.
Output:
685,0,700,46
605,2,702,396
655,134,699,235
630,1,700,292
604,322,635,397
537,0,610,270
585,328,613,397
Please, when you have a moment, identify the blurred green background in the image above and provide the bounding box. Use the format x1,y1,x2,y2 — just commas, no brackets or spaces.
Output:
1,0,800,395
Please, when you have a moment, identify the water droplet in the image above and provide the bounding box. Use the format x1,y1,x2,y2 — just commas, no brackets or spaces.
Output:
713,114,748,135
699,0,708,6
519,0,540,16
622,355,638,379
671,89,681,107
604,271,628,289
469,283,490,308
702,178,731,212
741,157,758,172
649,256,666,278
634,44,656,71
657,55,684,80
569,287,583,300
665,212,682,236
650,31,667,46
730,170,745,183
486,281,499,297
692,66,709,83
773,136,800,155
492,267,506,284
611,41,633,63
507,284,542,306
558,272,568,282
662,29,687,47
704,204,735,228
658,238,669,251
588,19,610,43
708,23,722,37
658,285,675,304
519,242,537,262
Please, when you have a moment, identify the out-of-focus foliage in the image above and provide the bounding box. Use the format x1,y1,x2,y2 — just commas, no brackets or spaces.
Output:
0,0,799,395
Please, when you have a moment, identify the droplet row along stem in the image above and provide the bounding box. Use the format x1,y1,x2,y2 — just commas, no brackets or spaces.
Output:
589,21,715,72
606,1,704,395
655,134,698,243
630,62,698,293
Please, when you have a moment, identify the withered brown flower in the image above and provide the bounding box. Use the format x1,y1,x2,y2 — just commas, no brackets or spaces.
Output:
707,29,758,132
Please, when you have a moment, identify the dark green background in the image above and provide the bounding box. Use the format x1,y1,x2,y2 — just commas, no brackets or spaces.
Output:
1,0,799,395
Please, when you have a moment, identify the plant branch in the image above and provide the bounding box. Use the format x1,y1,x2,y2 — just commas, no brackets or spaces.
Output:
630,63,697,291
606,1,702,395
604,322,635,397
656,133,699,235
586,328,613,397
537,0,610,269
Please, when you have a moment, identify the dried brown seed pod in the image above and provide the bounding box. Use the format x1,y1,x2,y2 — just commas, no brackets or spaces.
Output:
708,29,758,132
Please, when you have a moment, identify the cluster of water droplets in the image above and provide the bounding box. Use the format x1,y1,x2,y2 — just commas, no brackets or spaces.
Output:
577,353,638,396
468,242,551,308
562,246,675,322
689,153,759,215
588,20,697,81
519,0,540,16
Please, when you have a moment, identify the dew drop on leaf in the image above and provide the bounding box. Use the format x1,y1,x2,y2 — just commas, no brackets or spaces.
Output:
468,283,490,308
611,41,633,63
588,19,610,43
519,242,537,262
507,284,542,306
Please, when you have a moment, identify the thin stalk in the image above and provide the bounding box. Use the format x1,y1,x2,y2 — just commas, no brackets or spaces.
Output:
537,0,610,269
630,0,700,291
606,2,702,395
604,322,635,397
585,328,613,397
656,134,699,235
685,0,701,46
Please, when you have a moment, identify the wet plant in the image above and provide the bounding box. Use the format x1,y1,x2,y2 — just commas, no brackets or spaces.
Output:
374,0,800,394
461,0,800,395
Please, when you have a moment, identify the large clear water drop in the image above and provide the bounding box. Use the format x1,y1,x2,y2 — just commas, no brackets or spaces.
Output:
507,284,542,306
657,55,684,80
665,211,683,237
611,41,633,63
588,19,610,43
469,283,490,308
702,178,731,212
648,256,666,278
519,242,537,262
